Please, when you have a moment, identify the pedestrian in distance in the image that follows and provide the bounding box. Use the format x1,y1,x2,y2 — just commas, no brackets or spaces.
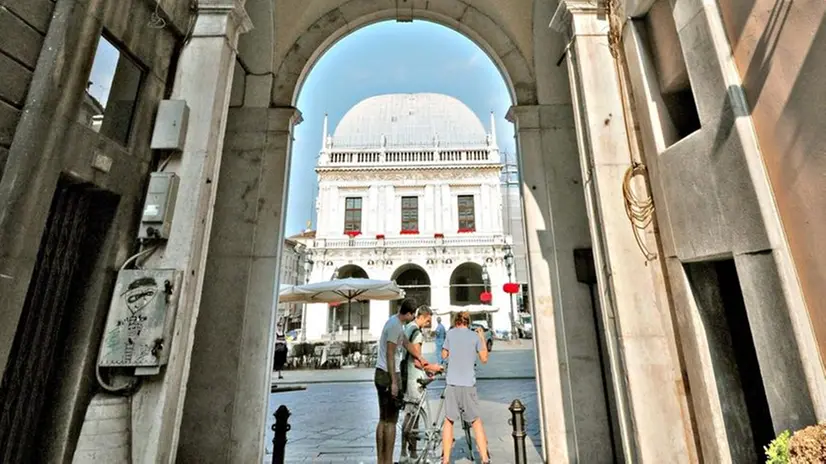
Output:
375,298,430,464
433,316,447,364
273,321,288,380
441,311,491,464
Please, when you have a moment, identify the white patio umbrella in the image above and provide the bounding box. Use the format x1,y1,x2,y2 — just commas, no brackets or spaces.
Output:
278,278,405,344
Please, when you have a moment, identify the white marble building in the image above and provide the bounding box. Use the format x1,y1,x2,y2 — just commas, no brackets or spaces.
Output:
304,93,515,341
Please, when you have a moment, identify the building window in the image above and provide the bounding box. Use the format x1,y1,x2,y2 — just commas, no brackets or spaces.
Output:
458,195,475,232
401,196,418,233
82,34,144,146
344,197,362,233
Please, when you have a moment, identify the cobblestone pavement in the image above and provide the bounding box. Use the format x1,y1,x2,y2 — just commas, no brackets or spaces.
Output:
265,379,542,463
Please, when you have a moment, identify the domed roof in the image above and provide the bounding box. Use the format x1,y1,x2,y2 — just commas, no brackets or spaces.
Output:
331,93,489,149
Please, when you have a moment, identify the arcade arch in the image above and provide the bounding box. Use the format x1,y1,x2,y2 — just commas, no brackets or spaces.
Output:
180,6,569,462
184,7,561,462
176,2,690,464
449,262,486,306
267,0,538,107
391,264,432,313
331,265,370,334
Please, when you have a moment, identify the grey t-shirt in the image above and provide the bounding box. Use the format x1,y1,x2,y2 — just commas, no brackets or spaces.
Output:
443,327,483,387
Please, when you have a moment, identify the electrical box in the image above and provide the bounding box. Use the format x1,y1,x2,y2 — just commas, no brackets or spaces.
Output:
150,100,189,150
140,172,178,239
99,269,181,371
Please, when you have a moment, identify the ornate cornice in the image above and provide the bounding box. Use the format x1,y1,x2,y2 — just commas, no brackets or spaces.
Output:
549,0,607,39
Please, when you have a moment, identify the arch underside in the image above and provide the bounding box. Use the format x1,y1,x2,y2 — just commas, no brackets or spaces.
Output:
269,0,537,108
450,262,485,306
392,264,431,310
337,264,368,279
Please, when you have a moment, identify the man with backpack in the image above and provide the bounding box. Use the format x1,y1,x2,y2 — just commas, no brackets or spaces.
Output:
400,305,443,462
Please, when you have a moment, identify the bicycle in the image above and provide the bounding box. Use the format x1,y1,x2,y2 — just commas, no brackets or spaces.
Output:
400,374,476,464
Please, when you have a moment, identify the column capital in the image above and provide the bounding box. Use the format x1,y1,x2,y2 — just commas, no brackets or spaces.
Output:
269,106,303,130
549,0,609,38
506,105,540,127
194,0,253,39
506,105,575,130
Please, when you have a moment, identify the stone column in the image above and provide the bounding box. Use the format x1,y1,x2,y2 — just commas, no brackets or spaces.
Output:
507,105,613,463
550,1,696,462
129,2,251,462
176,106,301,462
442,185,452,230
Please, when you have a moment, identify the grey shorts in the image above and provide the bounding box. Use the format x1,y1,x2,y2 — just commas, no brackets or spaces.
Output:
444,385,480,424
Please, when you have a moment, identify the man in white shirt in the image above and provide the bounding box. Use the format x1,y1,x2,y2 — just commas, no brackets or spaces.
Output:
375,299,429,464
400,306,443,462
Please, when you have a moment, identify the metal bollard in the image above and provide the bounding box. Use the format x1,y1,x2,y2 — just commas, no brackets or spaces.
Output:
509,399,528,464
272,405,291,464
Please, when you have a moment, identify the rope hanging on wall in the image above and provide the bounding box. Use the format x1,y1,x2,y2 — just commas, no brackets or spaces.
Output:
623,164,657,261
607,0,658,262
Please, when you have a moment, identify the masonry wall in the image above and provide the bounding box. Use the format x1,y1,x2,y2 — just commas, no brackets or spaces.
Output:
72,395,131,462
0,0,190,460
621,0,826,459
717,0,826,368
0,0,56,175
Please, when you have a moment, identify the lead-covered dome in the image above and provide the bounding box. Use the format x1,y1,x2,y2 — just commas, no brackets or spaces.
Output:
332,93,488,149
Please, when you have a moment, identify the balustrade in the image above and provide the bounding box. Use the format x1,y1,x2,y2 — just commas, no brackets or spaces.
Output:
321,148,494,166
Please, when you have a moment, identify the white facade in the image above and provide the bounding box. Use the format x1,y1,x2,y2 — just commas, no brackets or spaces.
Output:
304,93,515,340
277,238,309,335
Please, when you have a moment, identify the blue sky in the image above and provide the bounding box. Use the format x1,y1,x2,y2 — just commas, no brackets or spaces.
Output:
88,37,120,107
285,20,516,236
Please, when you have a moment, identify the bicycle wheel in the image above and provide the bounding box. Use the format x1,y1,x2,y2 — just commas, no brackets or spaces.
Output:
415,406,445,464
463,421,474,462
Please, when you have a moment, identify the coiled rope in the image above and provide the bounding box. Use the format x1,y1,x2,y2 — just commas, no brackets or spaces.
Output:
623,164,657,261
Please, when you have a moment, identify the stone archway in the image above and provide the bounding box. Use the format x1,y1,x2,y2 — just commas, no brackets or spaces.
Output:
270,0,538,107
178,4,556,462
169,1,700,463
449,262,486,306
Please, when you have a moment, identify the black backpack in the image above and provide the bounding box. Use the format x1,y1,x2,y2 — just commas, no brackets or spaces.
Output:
399,326,421,389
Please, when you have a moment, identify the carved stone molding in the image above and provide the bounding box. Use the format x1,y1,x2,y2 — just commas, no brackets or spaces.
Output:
549,0,608,39
195,0,253,39
317,168,497,183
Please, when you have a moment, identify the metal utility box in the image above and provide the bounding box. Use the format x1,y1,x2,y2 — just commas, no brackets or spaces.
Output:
150,100,189,150
99,269,180,370
139,172,178,239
